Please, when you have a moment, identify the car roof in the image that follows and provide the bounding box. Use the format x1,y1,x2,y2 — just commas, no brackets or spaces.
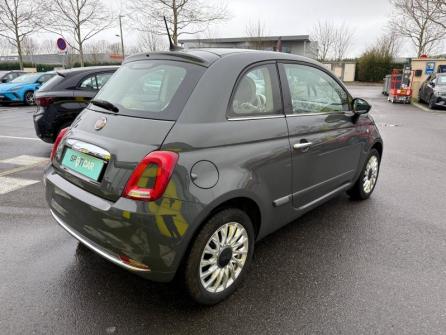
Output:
56,66,119,76
124,48,320,67
0,70,24,72
0,70,24,75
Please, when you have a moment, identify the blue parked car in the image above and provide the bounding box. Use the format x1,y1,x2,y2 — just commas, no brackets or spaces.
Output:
0,72,56,106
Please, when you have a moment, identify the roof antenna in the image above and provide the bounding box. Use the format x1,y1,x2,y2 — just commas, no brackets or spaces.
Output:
164,16,183,51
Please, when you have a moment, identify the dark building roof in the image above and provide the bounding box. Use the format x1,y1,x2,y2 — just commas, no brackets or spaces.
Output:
179,35,311,44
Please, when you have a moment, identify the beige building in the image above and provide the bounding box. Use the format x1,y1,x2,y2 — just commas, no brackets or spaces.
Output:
322,62,356,82
411,58,446,99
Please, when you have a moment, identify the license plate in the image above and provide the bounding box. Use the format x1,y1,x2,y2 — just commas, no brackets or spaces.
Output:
61,147,105,181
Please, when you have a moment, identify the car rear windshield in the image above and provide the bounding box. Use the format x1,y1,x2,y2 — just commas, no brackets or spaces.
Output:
11,73,40,83
92,60,205,120
39,74,65,91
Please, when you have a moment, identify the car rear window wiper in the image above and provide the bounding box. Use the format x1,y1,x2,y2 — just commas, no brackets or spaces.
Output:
91,99,119,113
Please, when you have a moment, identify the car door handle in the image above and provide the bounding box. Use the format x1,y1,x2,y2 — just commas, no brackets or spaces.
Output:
293,142,313,151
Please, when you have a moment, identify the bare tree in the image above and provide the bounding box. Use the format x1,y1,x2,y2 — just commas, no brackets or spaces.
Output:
0,37,14,56
129,0,229,45
22,36,37,56
312,21,354,61
390,0,446,56
375,31,401,58
428,0,446,29
245,20,268,50
39,0,113,66
0,0,40,69
312,21,336,61
136,31,165,52
37,39,58,54
332,23,355,61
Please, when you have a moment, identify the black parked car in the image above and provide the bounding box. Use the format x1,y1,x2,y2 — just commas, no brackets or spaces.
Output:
419,73,446,109
33,66,119,143
45,49,383,305
0,70,25,83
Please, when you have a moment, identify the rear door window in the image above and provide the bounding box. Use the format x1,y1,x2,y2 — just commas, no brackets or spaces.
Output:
80,75,99,90
92,60,205,120
228,63,282,118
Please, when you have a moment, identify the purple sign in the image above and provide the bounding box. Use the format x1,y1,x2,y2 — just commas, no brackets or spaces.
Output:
57,38,67,51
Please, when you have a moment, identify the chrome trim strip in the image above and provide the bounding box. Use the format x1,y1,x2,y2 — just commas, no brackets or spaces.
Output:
65,139,111,161
50,209,151,273
273,195,291,207
227,115,285,121
297,183,352,211
285,111,349,117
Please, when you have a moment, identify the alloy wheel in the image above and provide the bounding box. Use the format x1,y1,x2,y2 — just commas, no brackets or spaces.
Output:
25,92,35,105
362,155,379,194
199,222,249,293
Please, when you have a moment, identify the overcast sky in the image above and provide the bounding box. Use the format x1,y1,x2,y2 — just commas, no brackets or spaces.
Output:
207,0,395,57
42,0,424,57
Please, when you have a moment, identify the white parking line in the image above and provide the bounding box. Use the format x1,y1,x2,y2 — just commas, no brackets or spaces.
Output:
0,135,41,141
0,176,39,195
0,155,48,166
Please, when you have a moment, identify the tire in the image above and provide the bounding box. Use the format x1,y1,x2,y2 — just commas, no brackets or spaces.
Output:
428,95,436,110
348,149,381,200
184,208,255,305
418,91,424,103
24,91,35,106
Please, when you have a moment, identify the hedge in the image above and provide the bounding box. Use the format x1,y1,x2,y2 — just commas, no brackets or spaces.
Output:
356,52,404,82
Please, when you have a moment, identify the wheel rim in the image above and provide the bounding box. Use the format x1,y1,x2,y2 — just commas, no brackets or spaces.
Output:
363,155,379,194
26,92,35,105
199,222,249,293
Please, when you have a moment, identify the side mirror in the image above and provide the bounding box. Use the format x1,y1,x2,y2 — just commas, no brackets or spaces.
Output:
430,81,436,88
352,98,371,115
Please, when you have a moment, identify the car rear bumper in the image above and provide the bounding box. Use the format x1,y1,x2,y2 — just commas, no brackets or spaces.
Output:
50,209,153,273
44,165,204,282
33,107,56,143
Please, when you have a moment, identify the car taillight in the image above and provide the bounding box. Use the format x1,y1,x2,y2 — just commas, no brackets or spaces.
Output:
123,151,178,201
36,96,54,107
50,127,69,161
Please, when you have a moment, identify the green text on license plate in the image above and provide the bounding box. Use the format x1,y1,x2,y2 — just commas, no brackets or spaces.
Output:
61,148,105,181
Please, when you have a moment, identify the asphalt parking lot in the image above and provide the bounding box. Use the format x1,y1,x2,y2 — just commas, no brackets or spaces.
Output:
1,85,446,335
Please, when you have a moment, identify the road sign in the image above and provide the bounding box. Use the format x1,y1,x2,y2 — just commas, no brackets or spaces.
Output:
56,38,67,52
425,62,435,75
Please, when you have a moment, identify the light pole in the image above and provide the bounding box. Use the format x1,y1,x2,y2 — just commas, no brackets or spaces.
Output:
118,15,125,59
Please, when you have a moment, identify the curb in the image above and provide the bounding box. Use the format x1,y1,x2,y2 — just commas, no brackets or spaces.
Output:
411,101,446,114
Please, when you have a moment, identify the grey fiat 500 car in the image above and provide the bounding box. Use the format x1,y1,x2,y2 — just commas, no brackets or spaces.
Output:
44,49,383,305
